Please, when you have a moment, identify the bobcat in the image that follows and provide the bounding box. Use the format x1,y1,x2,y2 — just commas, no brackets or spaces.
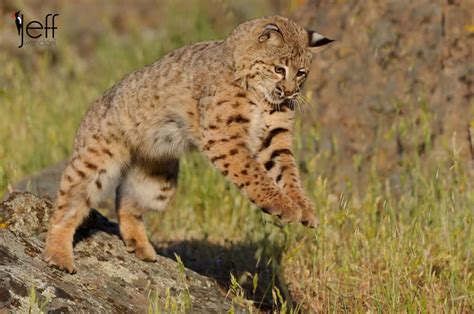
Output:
44,16,333,273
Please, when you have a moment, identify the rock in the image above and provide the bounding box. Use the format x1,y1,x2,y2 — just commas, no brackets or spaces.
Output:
9,161,67,200
0,192,243,313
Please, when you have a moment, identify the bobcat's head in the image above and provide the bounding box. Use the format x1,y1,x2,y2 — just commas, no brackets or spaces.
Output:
228,16,333,106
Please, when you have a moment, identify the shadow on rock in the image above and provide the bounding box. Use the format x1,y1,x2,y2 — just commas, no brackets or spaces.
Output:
154,239,292,311
73,209,120,246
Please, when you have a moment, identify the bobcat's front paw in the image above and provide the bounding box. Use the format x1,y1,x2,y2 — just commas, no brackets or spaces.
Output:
279,205,302,224
301,208,319,228
286,193,319,228
299,199,319,228
262,194,302,224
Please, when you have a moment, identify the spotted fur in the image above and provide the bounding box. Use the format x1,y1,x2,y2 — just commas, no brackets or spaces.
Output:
44,16,333,273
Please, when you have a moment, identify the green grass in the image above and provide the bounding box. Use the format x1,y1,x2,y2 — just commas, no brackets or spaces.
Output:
2,1,473,312
28,286,49,313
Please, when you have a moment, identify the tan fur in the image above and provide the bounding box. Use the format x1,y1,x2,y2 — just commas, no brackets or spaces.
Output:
44,16,332,272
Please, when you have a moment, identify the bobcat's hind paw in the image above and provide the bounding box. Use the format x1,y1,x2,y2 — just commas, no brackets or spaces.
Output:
124,238,157,262
44,249,76,274
135,245,157,262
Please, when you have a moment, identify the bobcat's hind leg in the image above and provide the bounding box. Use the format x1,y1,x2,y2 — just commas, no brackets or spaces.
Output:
45,147,127,273
44,128,130,273
116,159,178,262
44,196,89,273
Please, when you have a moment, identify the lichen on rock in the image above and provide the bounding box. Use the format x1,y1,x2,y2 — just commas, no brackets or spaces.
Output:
0,192,241,313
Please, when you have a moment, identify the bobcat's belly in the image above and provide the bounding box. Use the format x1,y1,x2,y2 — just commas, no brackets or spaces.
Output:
135,117,193,160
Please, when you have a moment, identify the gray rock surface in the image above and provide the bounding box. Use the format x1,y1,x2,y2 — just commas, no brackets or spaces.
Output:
0,192,243,313
9,161,67,201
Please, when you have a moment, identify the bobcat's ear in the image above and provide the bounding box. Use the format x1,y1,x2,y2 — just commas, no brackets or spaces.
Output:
307,30,334,51
259,23,283,47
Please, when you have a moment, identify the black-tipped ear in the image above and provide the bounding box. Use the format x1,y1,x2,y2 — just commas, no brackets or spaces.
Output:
307,30,334,47
259,23,283,46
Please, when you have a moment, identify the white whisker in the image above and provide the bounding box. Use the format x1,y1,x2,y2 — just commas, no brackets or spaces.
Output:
297,94,313,113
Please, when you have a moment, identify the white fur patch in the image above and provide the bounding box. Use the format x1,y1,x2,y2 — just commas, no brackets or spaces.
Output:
87,160,123,207
141,118,191,160
121,167,174,212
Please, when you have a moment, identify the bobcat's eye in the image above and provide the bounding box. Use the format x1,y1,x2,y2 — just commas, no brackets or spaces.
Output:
274,66,286,75
297,69,307,77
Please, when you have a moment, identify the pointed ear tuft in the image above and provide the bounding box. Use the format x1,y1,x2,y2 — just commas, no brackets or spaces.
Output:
259,23,283,46
307,30,334,47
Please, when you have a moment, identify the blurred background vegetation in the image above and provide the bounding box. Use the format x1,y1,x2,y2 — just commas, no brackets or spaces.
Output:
0,0,473,312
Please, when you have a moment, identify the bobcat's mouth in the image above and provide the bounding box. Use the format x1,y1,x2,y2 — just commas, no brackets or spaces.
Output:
263,88,289,105
265,90,299,106
264,93,285,105
251,84,285,105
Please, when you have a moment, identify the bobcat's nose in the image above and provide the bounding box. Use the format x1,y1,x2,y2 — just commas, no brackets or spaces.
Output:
284,90,296,98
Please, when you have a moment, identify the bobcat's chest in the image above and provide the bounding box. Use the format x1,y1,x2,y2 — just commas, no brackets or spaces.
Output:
247,105,266,154
247,103,296,155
